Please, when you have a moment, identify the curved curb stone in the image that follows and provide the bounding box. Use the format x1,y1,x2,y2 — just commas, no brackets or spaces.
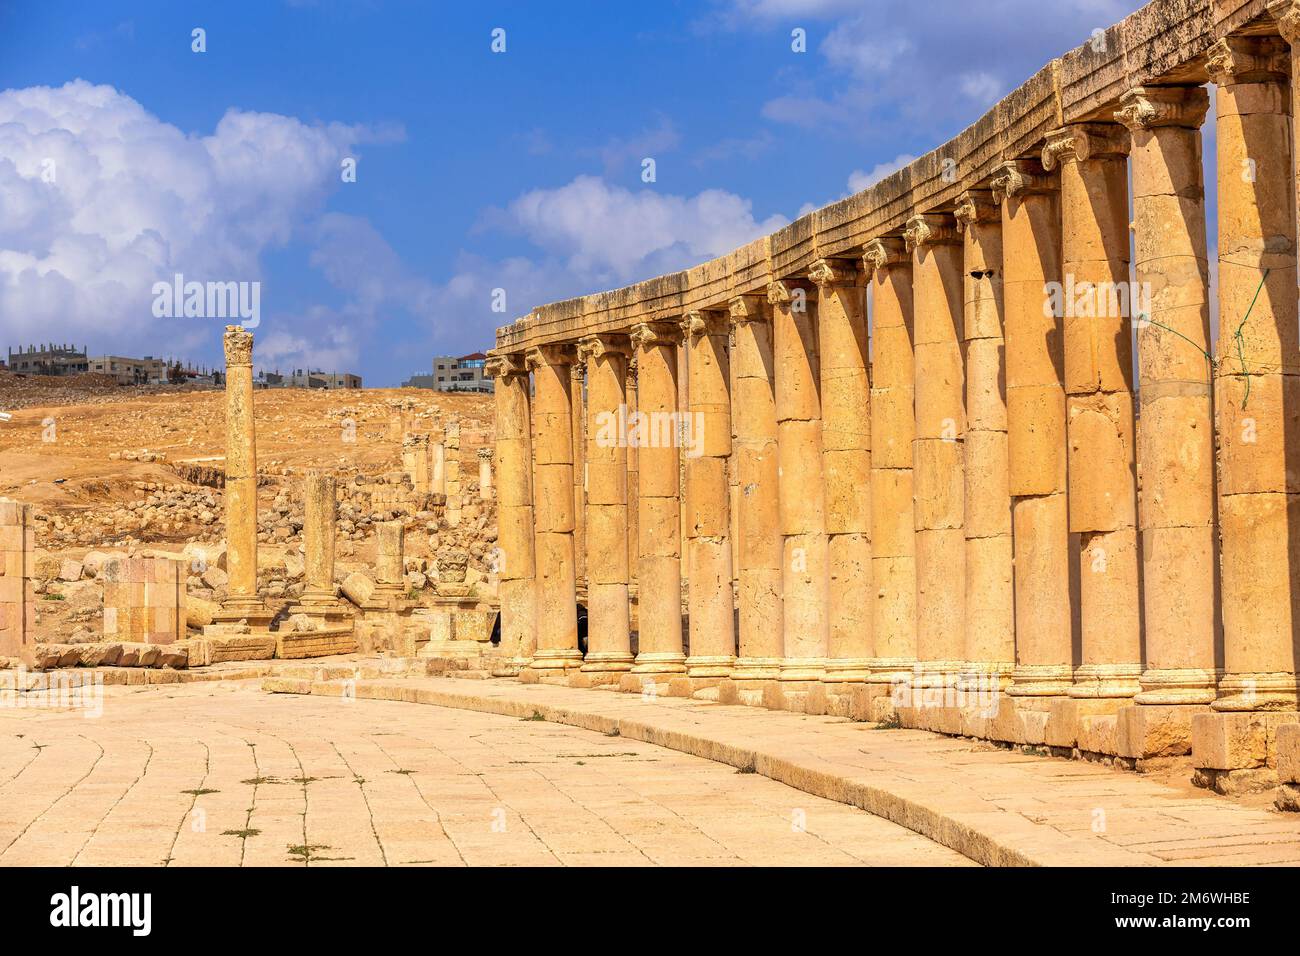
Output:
261,675,1202,867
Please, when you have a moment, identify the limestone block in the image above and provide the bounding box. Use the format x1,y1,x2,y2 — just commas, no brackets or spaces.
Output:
869,386,915,469
186,595,219,630
1066,392,1137,532
1277,724,1300,785
913,439,964,530
1215,373,1300,496
638,497,680,558
1007,383,1066,496
1217,492,1300,672
777,419,826,535
963,430,1011,538
1045,698,1120,749
871,469,914,558
1136,393,1214,529
1115,703,1197,759
823,449,870,533
685,456,730,537
1192,712,1300,771
340,571,376,606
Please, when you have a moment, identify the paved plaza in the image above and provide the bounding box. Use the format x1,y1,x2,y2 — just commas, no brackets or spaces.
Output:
0,682,970,867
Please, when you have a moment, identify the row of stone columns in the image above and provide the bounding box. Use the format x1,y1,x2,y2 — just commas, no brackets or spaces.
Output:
487,43,1300,719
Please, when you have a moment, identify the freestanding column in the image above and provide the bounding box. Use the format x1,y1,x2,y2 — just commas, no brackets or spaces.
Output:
430,441,446,495
1042,124,1142,699
863,239,917,683
906,214,966,686
811,258,873,682
292,471,349,619
363,521,407,609
571,361,587,589
681,311,737,678
478,447,494,501
444,420,462,527
403,434,431,494
626,359,640,596
485,352,537,665
526,344,583,670
771,279,829,681
214,325,271,627
578,334,634,675
994,160,1072,698
0,499,35,660
630,322,687,674
1208,35,1300,711
728,294,784,680
954,190,1015,686
1115,85,1218,704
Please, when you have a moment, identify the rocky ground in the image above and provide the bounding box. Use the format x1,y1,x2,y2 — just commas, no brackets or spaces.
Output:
0,374,497,642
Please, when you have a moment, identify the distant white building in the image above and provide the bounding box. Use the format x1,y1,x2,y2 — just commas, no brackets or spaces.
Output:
432,353,492,392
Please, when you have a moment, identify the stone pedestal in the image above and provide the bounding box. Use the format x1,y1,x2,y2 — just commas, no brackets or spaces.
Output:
102,556,187,644
0,499,36,661
213,325,274,629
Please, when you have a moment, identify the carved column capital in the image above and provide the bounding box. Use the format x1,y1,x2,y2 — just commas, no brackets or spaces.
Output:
223,325,253,368
990,160,1056,204
1041,123,1129,171
524,343,576,371
1115,85,1210,131
862,237,909,279
766,278,816,306
904,213,961,252
1271,0,1300,44
728,294,769,327
484,351,529,381
954,189,998,232
680,310,727,340
630,320,681,351
1205,35,1289,85
808,257,861,290
576,334,631,364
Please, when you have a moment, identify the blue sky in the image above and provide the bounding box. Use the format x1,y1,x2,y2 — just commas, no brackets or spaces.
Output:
0,0,1144,385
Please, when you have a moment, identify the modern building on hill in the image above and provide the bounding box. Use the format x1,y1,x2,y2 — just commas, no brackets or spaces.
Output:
432,353,492,392
6,343,89,376
87,354,170,385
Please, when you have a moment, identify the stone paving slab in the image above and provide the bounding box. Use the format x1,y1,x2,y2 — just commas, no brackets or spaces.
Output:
0,682,968,867
261,674,1300,867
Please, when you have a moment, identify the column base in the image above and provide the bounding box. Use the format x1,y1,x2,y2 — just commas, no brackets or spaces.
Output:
630,652,687,675
1211,673,1300,712
821,658,872,683
211,598,275,630
530,648,584,671
1115,701,1207,759
911,660,967,687
1006,663,1074,697
1192,711,1300,794
1069,662,1142,699
685,655,734,679
580,652,635,674
863,657,915,684
955,663,1013,693
1134,667,1219,705
730,657,782,680
778,657,826,681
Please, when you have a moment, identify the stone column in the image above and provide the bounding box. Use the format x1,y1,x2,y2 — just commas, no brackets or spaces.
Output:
1208,35,1300,711
994,160,1072,698
954,190,1015,686
626,359,640,596
571,361,587,588
214,325,271,627
444,420,462,527
363,520,407,609
811,259,873,683
485,352,537,665
0,499,35,660
478,447,494,501
294,471,349,620
1042,124,1142,699
403,434,430,494
578,334,634,675
728,294,784,680
906,214,966,686
771,279,829,681
526,345,582,670
681,311,736,679
1115,85,1218,705
863,239,917,683
430,441,446,496
630,322,686,674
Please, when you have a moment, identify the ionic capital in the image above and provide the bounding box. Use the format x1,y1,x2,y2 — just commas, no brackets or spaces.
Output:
1205,36,1289,85
629,321,680,351
766,278,816,306
990,160,1056,203
222,325,254,368
953,189,998,232
1271,0,1300,44
679,310,728,340
1115,85,1210,131
808,257,861,290
524,343,576,371
728,294,769,326
576,334,631,364
483,351,529,381
477,447,493,462
861,237,908,279
1041,123,1129,171
904,213,961,252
